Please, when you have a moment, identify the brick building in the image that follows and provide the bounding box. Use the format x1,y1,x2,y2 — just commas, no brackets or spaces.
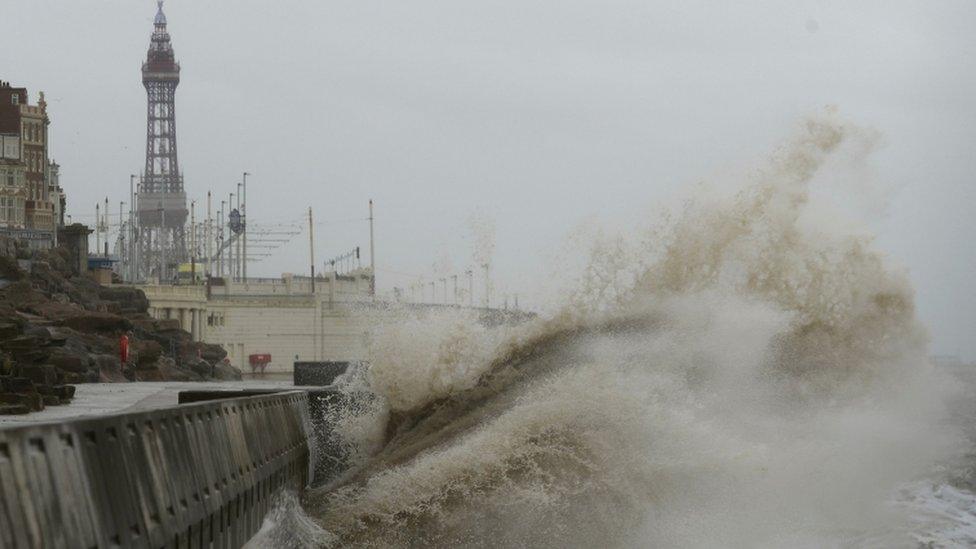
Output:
0,83,27,231
0,80,61,248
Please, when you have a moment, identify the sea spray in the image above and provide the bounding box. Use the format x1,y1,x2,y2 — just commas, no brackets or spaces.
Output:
290,112,964,547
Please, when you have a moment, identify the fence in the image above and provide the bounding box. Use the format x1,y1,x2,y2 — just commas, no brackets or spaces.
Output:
0,390,313,548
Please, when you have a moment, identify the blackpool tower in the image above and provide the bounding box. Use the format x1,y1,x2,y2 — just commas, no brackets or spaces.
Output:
136,0,187,282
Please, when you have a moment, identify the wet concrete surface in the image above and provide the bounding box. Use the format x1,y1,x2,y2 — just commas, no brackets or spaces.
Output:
0,379,300,425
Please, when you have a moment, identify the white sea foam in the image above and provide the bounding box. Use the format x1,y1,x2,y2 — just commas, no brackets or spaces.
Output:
269,112,974,548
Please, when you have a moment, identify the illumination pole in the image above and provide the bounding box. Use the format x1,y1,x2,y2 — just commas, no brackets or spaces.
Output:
206,191,212,278
368,199,375,299
308,207,315,294
190,200,196,284
228,192,234,281
482,262,490,308
95,203,100,256
159,205,167,283
242,172,250,281
452,274,458,305
235,183,241,282
103,197,109,257
218,201,225,278
466,269,473,307
129,174,137,281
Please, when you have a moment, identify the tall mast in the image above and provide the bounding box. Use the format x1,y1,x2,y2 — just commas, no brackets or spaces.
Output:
138,0,188,281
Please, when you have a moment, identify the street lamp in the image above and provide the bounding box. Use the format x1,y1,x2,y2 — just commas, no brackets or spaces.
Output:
219,200,226,278
465,269,473,307
235,183,241,282
242,172,250,280
482,262,490,308
229,192,234,281
129,174,137,282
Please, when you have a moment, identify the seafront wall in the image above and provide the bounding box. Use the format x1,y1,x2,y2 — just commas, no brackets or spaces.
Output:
0,390,313,548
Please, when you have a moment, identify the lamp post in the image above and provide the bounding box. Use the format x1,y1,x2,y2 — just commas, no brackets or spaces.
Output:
158,205,167,283
119,201,125,275
235,183,241,282
368,199,375,299
190,200,196,284
465,269,473,307
129,174,137,282
206,191,212,278
228,192,234,281
242,172,250,281
218,201,225,278
482,262,490,309
95,203,100,257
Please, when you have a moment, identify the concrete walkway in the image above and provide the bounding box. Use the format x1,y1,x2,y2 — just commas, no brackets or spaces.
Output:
0,380,299,426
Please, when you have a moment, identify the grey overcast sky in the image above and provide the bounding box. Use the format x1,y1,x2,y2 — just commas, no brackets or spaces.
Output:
1,1,974,358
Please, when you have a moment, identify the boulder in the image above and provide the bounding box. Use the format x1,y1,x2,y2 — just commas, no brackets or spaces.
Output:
187,358,212,378
0,392,31,407
55,385,75,400
0,255,25,281
22,391,44,411
0,404,29,415
0,335,41,352
17,364,59,386
156,357,200,382
59,311,130,332
197,342,227,364
0,322,21,341
0,376,34,393
0,390,43,412
212,360,243,381
62,372,86,384
132,339,163,367
94,354,125,383
10,349,51,365
23,326,52,345
97,286,149,314
48,350,87,374
133,368,166,382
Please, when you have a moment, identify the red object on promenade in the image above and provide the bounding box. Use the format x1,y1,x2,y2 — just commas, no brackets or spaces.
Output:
248,354,272,374
119,334,130,365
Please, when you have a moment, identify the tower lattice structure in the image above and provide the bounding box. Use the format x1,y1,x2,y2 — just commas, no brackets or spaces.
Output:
136,0,187,282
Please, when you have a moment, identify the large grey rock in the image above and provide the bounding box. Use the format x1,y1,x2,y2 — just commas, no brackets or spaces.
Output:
0,403,29,415
0,377,33,393
59,311,130,332
93,354,125,383
48,350,87,374
212,360,243,381
17,364,58,386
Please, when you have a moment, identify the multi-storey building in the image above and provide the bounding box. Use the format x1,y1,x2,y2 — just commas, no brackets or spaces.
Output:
47,160,65,228
0,83,29,231
21,92,53,233
0,80,61,248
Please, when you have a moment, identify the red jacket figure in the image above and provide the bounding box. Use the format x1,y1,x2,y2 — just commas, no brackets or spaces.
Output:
119,334,130,365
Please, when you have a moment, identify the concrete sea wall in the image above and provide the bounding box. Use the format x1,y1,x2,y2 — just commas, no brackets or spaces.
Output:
0,390,314,548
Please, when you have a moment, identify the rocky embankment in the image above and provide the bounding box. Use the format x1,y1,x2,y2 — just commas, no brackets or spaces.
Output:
0,237,240,415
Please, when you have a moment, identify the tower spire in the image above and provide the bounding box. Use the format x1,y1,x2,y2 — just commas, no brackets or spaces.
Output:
154,1,167,27
137,0,187,282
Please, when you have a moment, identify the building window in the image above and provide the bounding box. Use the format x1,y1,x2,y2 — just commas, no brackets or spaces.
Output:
11,96,18,105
